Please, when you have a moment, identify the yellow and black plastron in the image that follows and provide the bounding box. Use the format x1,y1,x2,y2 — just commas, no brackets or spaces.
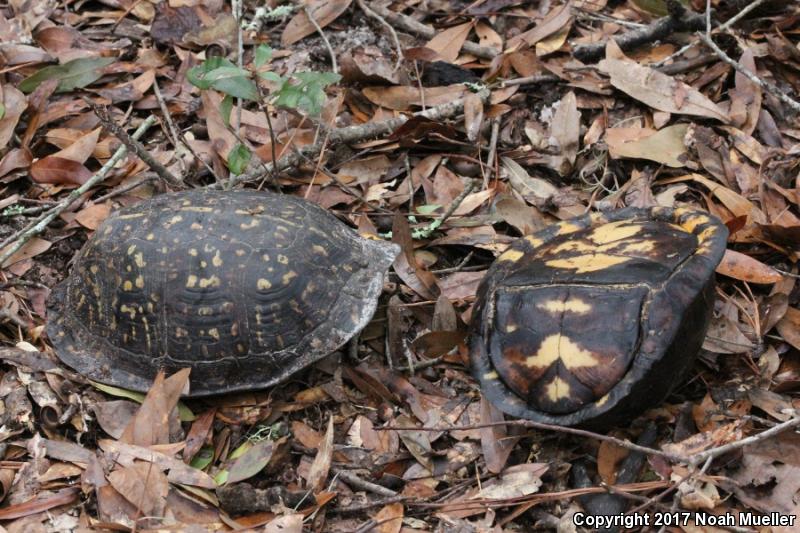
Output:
470,206,728,428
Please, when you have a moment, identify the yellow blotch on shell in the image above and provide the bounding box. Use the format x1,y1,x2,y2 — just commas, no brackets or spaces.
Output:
189,249,198,257
589,221,642,245
277,254,289,264
146,233,155,241
545,253,631,273
166,215,183,225
680,214,710,233
186,275,198,288
90,265,99,274
524,235,544,248
282,271,297,285
595,393,611,407
190,223,203,230
120,304,136,319
212,251,223,267
498,249,524,262
536,298,592,314
312,244,328,256
240,219,260,229
181,206,213,212
525,334,598,369
545,376,572,402
199,275,220,288
127,244,137,255
118,213,145,219
135,276,144,289
257,278,272,290
134,253,146,268
554,222,583,236
483,371,499,380
123,280,133,291
505,323,518,333
208,328,220,340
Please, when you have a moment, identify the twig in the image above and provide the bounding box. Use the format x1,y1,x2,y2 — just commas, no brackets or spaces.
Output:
653,0,769,68
379,420,683,462
412,179,478,239
153,80,187,175
379,414,800,467
687,414,800,466
221,89,491,189
366,3,499,60
697,32,800,113
83,98,182,188
93,173,157,203
304,4,338,74
573,0,706,63
332,467,397,497
356,0,403,71
0,116,158,267
497,74,560,88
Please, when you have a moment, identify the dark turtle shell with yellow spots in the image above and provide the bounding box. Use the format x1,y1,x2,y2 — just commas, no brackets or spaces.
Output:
47,189,399,396
470,207,728,428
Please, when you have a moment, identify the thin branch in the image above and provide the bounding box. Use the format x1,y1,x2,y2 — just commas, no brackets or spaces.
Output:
83,98,182,188
366,3,499,60
221,89,491,189
357,0,403,71
0,116,158,267
304,4,338,74
697,32,800,113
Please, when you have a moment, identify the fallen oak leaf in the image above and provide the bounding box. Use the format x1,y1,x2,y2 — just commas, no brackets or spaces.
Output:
598,58,729,122
716,249,782,284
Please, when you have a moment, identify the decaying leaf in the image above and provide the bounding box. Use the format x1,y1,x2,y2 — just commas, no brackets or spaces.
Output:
598,58,729,122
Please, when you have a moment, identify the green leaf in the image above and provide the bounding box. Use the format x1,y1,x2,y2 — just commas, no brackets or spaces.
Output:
228,143,252,175
274,71,341,116
220,95,233,127
258,71,283,83
213,469,229,485
89,380,196,422
19,57,117,93
190,447,215,470
415,204,441,215
0,102,5,121
186,57,258,100
255,45,273,68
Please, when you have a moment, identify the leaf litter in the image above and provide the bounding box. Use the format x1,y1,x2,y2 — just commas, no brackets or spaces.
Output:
0,0,799,531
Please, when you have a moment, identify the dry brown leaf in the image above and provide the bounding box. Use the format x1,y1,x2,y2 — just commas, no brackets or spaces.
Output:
362,85,468,111
549,91,580,175
306,416,334,492
607,124,688,167
463,92,483,142
689,174,764,222
776,307,800,352
281,0,352,46
480,397,517,474
508,1,573,50
716,249,782,284
74,202,111,230
702,314,754,354
30,156,91,185
119,368,190,447
425,22,472,63
0,237,52,268
374,502,404,533
264,514,304,533
107,462,169,517
0,85,27,149
98,439,216,488
598,59,729,122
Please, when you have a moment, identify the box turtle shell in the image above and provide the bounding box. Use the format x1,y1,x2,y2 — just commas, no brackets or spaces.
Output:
470,206,728,428
47,189,399,396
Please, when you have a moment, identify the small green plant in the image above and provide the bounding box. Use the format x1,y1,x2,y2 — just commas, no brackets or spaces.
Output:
186,44,341,174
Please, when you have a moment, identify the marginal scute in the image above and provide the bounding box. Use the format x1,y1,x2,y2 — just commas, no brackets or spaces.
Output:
47,189,400,397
